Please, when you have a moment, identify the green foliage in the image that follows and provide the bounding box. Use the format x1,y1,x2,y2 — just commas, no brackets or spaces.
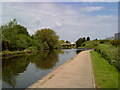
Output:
81,39,119,48
86,36,90,41
34,28,60,49
62,45,71,49
16,34,28,50
1,19,30,51
59,40,66,44
1,19,42,51
42,41,50,50
26,46,38,51
98,39,110,44
90,51,118,88
76,37,86,47
66,40,70,43
109,40,120,47
81,40,100,48
55,40,62,49
1,18,17,30
13,25,29,36
28,39,42,50
82,39,120,70
95,43,119,70
2,50,61,87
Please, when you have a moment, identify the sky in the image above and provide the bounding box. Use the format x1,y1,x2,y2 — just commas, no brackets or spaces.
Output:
1,2,118,42
1,0,119,2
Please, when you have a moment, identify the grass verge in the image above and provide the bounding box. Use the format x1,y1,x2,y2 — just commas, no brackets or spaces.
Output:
1,50,37,59
90,50,118,88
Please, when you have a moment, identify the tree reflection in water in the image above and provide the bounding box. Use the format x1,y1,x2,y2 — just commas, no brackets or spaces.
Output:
31,50,59,69
76,50,82,54
2,50,61,87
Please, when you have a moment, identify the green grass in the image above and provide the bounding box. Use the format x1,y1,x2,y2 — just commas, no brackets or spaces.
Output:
1,50,36,59
95,43,119,70
90,50,118,88
0,51,26,55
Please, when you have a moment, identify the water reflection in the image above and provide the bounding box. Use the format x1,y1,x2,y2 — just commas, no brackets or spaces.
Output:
2,50,61,87
76,49,83,54
31,50,59,69
2,49,83,88
2,56,30,87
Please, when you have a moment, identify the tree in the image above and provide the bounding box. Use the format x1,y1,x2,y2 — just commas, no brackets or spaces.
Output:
34,28,60,50
16,34,29,50
1,19,32,51
8,18,17,27
59,40,65,44
94,39,98,40
66,40,70,43
76,37,86,47
13,25,29,36
1,19,61,51
87,37,90,41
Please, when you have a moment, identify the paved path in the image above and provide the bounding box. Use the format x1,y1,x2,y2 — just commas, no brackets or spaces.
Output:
28,50,95,88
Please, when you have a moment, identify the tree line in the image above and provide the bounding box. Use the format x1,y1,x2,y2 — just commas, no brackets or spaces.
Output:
76,37,90,47
1,19,61,51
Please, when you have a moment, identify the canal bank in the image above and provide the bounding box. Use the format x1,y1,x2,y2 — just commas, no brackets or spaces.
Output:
2,49,81,88
28,50,95,88
1,50,37,59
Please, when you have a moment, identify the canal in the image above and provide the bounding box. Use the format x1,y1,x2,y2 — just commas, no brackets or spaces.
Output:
2,49,83,88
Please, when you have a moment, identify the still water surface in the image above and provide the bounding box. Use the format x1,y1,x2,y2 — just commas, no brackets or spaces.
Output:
2,49,82,88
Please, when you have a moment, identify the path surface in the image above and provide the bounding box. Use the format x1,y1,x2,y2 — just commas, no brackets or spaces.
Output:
28,50,95,88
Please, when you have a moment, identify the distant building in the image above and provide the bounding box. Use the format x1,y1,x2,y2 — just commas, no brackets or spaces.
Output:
115,33,120,40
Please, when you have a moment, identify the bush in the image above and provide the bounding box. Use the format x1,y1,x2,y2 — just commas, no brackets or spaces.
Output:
81,40,100,48
95,43,119,70
109,40,120,47
98,39,110,44
25,46,38,51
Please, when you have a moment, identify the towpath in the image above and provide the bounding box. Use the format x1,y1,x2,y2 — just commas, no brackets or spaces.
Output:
28,50,95,88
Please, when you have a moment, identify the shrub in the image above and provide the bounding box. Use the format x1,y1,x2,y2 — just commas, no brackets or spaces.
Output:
95,43,119,70
81,40,100,48
26,46,38,51
98,39,110,44
109,40,120,47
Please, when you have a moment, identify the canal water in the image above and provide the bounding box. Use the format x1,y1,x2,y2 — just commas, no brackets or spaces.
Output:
2,49,83,88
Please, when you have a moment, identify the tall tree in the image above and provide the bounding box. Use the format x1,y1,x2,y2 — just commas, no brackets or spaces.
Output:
87,37,90,41
34,28,59,49
66,40,70,43
1,19,33,51
76,37,86,47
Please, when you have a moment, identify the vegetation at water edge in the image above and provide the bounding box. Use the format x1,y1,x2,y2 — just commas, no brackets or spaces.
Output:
1,19,61,52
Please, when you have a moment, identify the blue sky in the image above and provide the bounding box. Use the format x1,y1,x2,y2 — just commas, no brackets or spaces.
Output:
2,2,118,42
1,0,119,2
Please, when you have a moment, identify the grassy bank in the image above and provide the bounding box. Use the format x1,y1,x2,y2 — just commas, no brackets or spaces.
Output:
1,50,36,59
90,51,118,88
95,43,119,70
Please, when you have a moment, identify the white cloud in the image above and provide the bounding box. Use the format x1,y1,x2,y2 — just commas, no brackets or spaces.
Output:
80,6,104,12
1,0,119,2
2,2,117,42
0,2,2,25
54,15,117,41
